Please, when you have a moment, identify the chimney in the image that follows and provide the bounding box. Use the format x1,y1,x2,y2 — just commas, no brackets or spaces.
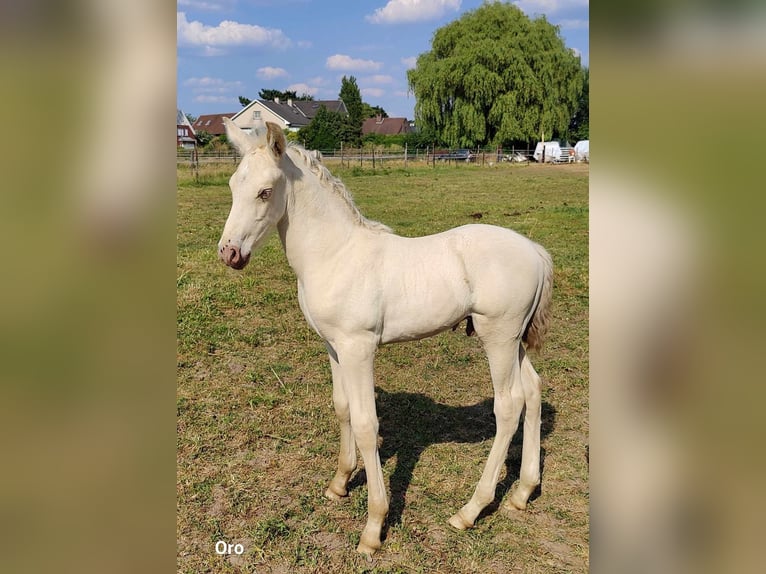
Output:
376,114,383,124
287,98,293,107
274,97,280,104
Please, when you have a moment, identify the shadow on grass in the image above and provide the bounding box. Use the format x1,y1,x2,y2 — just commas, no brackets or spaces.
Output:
346,388,556,532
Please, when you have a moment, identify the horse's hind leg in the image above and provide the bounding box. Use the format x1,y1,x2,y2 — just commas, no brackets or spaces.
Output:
507,351,542,510
325,352,357,501
449,321,525,530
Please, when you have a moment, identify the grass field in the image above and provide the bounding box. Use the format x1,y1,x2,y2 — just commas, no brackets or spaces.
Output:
177,161,589,573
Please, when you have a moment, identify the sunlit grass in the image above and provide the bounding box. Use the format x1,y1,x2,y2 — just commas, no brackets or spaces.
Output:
177,161,588,572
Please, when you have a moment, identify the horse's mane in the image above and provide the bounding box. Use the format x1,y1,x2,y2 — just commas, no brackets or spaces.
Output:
286,143,392,233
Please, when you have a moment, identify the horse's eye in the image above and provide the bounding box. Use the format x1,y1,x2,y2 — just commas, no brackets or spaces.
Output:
258,188,273,200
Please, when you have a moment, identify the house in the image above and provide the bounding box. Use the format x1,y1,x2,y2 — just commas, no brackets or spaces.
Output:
176,109,197,149
191,113,235,136
361,116,412,136
231,98,348,133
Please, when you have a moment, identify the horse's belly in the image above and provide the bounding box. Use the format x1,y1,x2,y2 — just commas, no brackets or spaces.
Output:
379,278,471,344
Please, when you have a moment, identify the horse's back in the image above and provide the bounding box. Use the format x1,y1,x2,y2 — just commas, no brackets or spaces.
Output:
375,224,546,342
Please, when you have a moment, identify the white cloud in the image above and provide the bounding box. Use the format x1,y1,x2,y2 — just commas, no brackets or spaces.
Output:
286,83,319,96
362,87,385,98
401,56,417,69
184,76,243,91
326,54,382,72
193,95,238,104
184,77,243,100
297,40,313,48
202,46,227,57
364,74,394,84
367,0,461,24
177,12,290,48
257,66,289,79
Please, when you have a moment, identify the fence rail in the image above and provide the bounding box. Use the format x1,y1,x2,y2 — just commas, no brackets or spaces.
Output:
177,146,561,167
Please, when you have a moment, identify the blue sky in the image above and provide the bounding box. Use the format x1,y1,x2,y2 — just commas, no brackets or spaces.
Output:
177,0,588,120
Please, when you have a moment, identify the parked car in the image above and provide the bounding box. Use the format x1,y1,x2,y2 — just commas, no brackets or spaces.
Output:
433,149,475,162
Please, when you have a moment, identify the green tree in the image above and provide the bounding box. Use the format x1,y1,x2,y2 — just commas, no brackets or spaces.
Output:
238,96,251,108
361,103,388,119
407,2,583,148
568,67,589,142
195,130,213,147
339,75,363,144
257,89,314,102
298,105,347,150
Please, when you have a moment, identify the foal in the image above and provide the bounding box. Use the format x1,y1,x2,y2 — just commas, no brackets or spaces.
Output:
218,119,553,555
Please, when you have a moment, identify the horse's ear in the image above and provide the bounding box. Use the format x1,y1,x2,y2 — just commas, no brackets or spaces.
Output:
265,122,286,159
223,117,254,155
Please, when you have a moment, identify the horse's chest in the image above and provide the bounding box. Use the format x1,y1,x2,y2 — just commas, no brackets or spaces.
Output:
296,279,378,338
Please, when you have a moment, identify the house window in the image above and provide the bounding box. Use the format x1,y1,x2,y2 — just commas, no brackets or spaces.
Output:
205,120,211,126
253,110,261,120
177,128,185,137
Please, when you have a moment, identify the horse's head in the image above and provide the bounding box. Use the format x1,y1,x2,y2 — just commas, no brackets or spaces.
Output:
218,119,288,270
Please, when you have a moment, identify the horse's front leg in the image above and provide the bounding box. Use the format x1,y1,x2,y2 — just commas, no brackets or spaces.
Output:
325,351,357,500
335,338,388,555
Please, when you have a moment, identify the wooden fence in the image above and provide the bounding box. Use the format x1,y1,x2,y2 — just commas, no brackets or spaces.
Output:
177,146,540,168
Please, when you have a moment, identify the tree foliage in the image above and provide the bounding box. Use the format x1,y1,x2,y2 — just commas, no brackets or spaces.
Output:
339,76,363,145
568,67,589,141
298,105,348,150
407,2,583,147
240,91,314,107
362,103,388,119
298,78,393,149
195,130,213,147
258,89,314,102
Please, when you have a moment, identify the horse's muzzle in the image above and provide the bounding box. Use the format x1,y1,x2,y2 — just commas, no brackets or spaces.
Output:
219,244,250,270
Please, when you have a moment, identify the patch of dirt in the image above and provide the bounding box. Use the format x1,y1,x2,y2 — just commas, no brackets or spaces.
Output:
209,484,228,517
311,531,347,552
539,539,582,570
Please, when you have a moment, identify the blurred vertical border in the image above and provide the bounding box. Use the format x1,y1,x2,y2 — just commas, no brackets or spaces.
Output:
0,1,176,573
591,1,766,572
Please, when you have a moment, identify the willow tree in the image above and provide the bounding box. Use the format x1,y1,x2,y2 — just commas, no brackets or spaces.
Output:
408,2,583,148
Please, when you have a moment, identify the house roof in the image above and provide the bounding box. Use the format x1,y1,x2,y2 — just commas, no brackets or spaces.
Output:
177,109,196,135
192,113,236,136
232,99,349,128
361,116,411,136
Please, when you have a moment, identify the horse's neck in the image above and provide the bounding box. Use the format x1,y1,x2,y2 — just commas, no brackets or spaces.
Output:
277,173,361,278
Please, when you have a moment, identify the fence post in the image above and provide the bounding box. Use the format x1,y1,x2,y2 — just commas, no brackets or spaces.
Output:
340,141,344,169
404,142,408,168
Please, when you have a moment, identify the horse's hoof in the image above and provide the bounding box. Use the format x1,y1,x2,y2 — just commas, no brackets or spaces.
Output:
505,492,528,511
448,511,473,531
324,487,347,502
356,537,381,556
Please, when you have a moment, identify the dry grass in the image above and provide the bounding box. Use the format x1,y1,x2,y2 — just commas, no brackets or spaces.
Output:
177,161,588,572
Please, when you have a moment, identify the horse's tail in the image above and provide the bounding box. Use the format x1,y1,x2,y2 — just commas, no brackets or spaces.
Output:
523,244,554,352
